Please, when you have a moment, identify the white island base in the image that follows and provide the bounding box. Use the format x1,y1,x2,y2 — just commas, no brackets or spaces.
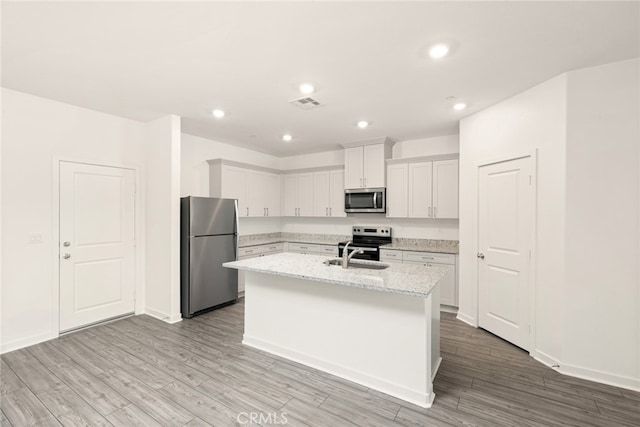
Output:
242,271,441,408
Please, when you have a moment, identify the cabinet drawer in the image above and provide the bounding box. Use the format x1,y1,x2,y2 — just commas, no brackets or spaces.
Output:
403,251,454,264
379,249,402,261
262,242,284,254
287,242,338,255
238,242,284,258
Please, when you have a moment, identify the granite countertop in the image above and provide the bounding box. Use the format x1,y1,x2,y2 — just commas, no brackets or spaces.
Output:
238,233,349,248
238,233,458,254
383,239,459,254
224,252,448,298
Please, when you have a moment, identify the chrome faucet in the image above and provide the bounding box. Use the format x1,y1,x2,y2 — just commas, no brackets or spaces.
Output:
342,241,364,268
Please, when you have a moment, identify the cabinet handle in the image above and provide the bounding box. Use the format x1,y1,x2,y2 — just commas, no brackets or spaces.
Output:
245,250,253,253
428,206,432,218
434,206,437,218
360,178,363,187
326,207,328,216
246,207,249,216
364,177,367,187
329,207,332,216
267,208,269,216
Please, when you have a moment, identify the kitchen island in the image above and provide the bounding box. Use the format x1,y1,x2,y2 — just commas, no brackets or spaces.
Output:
223,252,448,408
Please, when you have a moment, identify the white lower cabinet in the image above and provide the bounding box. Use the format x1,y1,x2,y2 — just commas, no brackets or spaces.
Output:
379,249,403,264
380,249,458,308
287,242,338,256
237,243,284,295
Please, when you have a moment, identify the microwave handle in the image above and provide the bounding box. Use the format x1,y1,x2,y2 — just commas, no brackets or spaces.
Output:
373,191,377,208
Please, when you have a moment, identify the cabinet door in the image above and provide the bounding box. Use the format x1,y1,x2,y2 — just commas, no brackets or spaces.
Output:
344,146,364,189
363,144,385,188
247,170,266,217
403,261,456,307
297,173,315,216
265,173,281,217
433,159,459,219
386,163,408,218
432,263,456,306
282,174,298,217
408,162,433,218
329,170,346,217
313,171,331,217
221,166,248,217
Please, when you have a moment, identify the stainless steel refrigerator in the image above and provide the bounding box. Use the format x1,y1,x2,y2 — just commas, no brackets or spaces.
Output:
180,196,238,318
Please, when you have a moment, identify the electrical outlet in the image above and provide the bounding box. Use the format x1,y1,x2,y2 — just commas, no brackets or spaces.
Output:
28,233,43,244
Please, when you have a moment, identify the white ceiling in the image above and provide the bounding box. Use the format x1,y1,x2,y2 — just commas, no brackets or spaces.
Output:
2,1,638,156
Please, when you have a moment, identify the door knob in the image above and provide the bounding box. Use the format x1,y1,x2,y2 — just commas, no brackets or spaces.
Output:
63,253,71,259
63,241,71,247
477,252,485,259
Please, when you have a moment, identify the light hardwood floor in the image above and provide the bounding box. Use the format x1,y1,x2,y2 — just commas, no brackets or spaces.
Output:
1,299,639,426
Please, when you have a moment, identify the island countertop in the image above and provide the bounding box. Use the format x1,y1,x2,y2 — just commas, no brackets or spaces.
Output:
224,252,448,298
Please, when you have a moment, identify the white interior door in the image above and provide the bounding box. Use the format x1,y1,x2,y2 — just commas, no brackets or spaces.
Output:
478,156,533,350
59,162,136,332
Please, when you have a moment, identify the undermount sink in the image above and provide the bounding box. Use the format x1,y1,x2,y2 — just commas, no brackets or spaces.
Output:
324,259,389,270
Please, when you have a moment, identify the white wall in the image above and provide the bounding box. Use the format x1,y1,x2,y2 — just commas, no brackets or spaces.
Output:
563,59,639,387
459,75,568,360
181,133,280,197
279,149,344,170
459,58,640,390
145,115,182,323
392,135,459,159
1,89,146,352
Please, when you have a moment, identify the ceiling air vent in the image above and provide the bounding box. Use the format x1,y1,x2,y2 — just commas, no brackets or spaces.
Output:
289,96,322,110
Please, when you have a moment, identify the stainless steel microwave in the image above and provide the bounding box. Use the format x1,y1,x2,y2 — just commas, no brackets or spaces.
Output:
344,188,386,213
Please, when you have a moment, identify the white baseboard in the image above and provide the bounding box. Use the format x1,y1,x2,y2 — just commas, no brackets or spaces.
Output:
440,305,458,314
533,350,640,393
531,349,560,369
243,334,435,408
145,307,182,324
1,332,56,354
456,311,477,327
559,362,639,392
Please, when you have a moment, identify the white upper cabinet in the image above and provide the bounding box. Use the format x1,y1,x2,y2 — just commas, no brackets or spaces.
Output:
247,170,266,217
432,159,459,219
408,162,433,218
342,138,394,189
363,144,386,188
209,160,281,217
329,170,346,217
344,147,365,189
313,171,330,217
283,173,314,217
314,169,346,217
385,157,459,219
265,172,281,217
386,163,408,218
213,165,249,217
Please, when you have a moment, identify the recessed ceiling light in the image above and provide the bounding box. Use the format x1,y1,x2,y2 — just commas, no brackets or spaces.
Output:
453,103,467,111
429,44,449,59
212,109,225,118
357,121,369,129
282,134,293,142
299,83,315,95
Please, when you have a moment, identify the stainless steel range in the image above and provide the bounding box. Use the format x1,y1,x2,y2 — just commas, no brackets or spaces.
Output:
338,226,392,261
